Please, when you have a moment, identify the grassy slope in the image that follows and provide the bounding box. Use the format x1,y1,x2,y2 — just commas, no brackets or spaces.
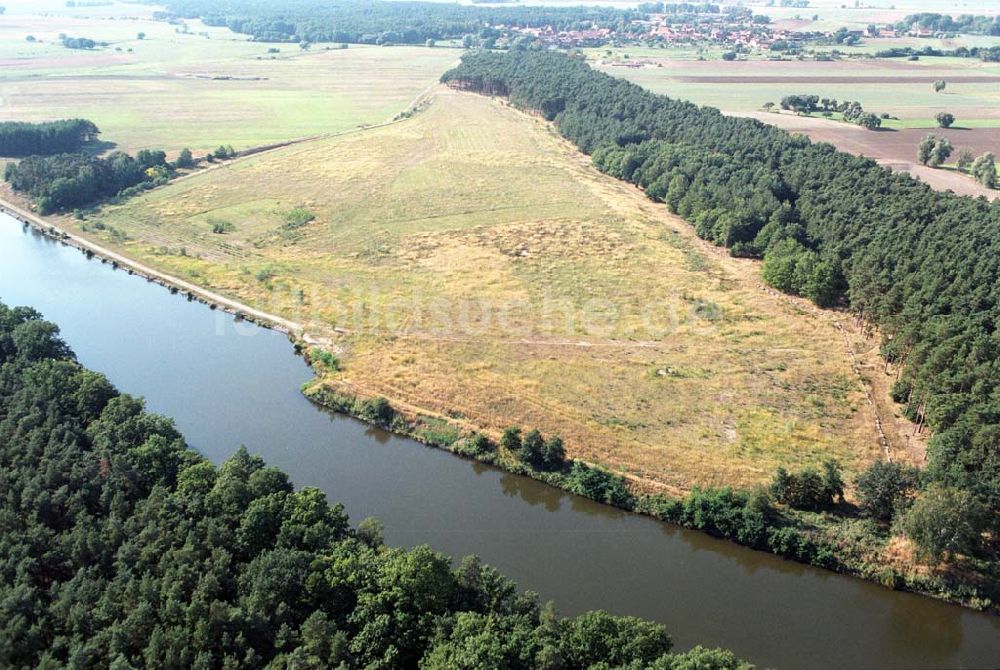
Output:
68,88,886,492
0,7,459,153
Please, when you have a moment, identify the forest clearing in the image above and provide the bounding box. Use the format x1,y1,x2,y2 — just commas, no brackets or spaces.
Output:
49,87,894,492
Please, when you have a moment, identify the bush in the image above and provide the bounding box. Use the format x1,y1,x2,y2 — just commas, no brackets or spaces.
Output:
309,347,340,372
210,219,235,234
284,207,316,230
771,460,842,511
468,433,494,455
542,435,566,470
356,397,395,427
565,461,634,508
518,429,544,466
213,144,236,160
675,487,771,547
500,426,522,452
855,461,917,522
174,148,195,169
898,485,988,563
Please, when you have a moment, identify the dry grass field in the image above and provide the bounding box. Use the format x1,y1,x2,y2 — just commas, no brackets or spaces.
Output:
61,88,889,492
0,1,458,153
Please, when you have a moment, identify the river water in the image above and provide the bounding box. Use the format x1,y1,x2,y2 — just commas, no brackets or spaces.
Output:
0,215,996,669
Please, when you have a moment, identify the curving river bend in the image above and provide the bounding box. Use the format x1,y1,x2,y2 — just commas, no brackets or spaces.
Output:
1,215,997,669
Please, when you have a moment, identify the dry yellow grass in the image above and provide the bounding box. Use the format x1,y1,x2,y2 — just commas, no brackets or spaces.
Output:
69,87,884,491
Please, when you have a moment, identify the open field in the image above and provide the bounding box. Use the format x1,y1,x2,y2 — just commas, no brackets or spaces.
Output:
755,0,999,32
592,56,1000,126
592,54,999,196
738,111,1000,199
50,87,892,492
0,3,458,153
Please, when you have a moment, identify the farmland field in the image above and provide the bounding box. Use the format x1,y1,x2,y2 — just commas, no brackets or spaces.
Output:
591,56,1000,125
738,111,1000,199
51,87,896,493
0,1,458,153
592,53,1000,196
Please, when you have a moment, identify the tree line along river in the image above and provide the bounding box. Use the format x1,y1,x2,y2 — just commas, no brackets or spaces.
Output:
0,215,997,669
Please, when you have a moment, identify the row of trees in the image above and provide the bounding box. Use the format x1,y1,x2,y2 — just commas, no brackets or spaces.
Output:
898,12,1000,36
4,148,172,213
0,119,99,157
157,0,641,45
442,51,1000,552
0,301,751,669
875,45,1000,62
776,95,882,130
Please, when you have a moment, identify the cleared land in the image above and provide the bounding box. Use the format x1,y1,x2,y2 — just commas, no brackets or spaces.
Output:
593,55,999,197
754,0,999,33
739,111,1000,199
55,88,890,492
592,57,1000,127
0,4,458,153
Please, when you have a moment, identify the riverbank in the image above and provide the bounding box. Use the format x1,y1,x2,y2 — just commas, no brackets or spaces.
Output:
0,196,304,337
302,377,1000,615
3,153,997,616
2,208,999,670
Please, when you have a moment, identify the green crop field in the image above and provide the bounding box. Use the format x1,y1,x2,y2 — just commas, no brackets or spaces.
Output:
0,2,459,154
57,88,888,493
591,55,1000,128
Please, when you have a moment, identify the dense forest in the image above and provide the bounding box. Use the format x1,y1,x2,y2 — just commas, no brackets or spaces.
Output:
0,300,750,669
0,119,99,158
150,0,640,44
442,51,1000,545
4,149,171,214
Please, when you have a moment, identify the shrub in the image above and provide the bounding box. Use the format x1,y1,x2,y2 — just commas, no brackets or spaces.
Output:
855,461,917,522
898,485,988,563
500,426,522,452
356,397,395,427
565,462,634,508
210,219,235,234
771,460,842,511
542,435,566,470
468,433,494,455
309,347,340,372
284,207,316,230
518,429,544,466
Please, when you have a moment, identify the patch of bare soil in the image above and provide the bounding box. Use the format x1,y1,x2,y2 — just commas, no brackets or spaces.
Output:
736,111,1000,200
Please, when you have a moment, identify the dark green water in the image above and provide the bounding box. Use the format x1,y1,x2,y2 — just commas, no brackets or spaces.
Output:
1,215,997,669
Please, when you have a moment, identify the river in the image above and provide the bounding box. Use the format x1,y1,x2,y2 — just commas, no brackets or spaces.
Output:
0,215,997,668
